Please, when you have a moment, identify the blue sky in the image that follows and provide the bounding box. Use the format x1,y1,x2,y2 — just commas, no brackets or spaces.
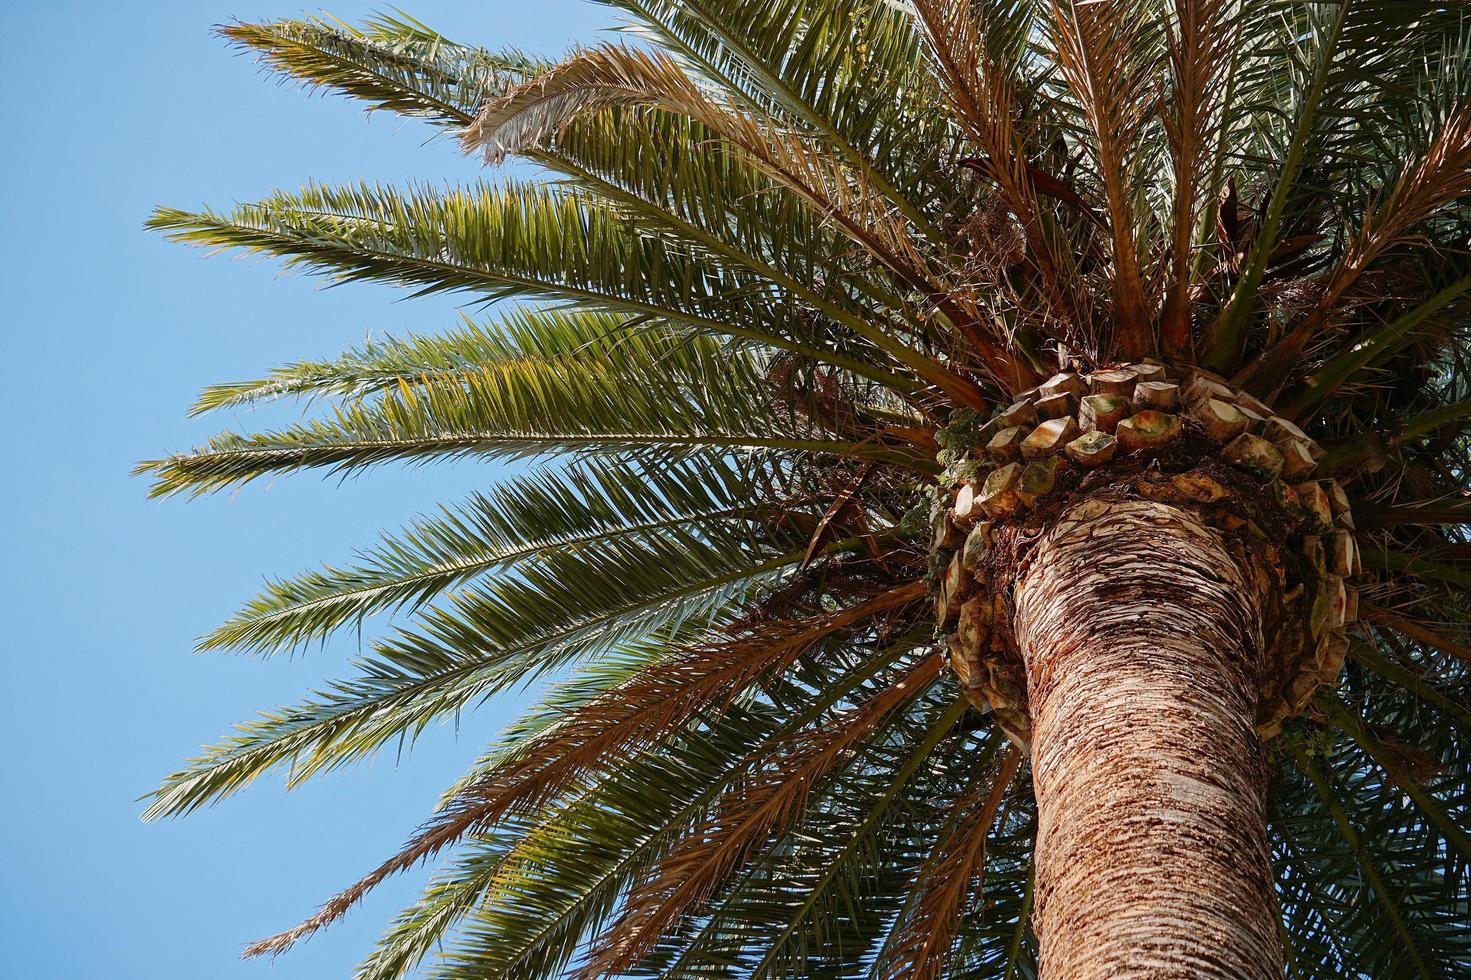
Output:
2,3,610,976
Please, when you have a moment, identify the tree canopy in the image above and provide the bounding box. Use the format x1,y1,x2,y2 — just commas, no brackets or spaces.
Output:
142,4,1470,977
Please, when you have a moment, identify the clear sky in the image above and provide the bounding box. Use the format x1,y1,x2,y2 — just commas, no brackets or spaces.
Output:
2,3,609,976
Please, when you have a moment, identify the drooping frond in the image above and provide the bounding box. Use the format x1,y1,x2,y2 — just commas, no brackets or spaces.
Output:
647,691,976,978
876,738,1021,980
246,615,929,960
396,638,919,980
580,655,944,978
428,583,923,831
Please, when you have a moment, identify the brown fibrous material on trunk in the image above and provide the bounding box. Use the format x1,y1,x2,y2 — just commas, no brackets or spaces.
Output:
1010,498,1283,978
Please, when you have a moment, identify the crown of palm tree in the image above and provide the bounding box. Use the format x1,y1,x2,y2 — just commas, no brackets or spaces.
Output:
141,3,1469,977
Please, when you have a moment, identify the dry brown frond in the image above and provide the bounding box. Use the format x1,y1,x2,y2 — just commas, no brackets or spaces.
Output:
1161,0,1236,359
876,744,1022,980
801,464,877,570
913,0,1086,336
240,582,926,959
959,193,1028,281
911,0,1028,219
1048,0,1160,358
1343,101,1471,286
1362,723,1448,785
579,654,945,979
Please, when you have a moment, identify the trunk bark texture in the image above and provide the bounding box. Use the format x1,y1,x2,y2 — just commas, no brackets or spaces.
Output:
1011,498,1282,979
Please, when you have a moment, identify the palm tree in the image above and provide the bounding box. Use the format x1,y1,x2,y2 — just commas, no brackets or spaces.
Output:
138,3,1471,976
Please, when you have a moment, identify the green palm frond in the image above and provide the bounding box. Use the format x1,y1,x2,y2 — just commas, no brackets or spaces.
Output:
139,313,933,498
146,181,922,394
144,529,815,821
201,453,786,654
598,0,955,240
1348,641,1471,731
1320,693,1471,871
224,13,928,341
507,43,1045,395
188,307,652,414
1282,742,1471,976
219,13,541,128
1208,0,1353,367
539,106,918,326
462,43,1004,401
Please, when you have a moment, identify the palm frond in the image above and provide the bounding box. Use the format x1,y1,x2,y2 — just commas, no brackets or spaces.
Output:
464,43,998,405
202,453,783,654
1362,602,1471,668
139,319,933,499
146,181,922,395
1356,497,1471,528
145,531,817,823
1284,741,1470,974
1348,641,1471,731
1046,0,1158,356
1320,693,1471,869
598,0,953,243
1244,97,1471,394
911,0,1084,333
1207,0,1352,369
238,576,917,959
1160,0,1235,357
581,655,943,978
1365,546,1471,593
188,307,656,414
220,13,538,127
144,4,1471,975
408,639,922,980
464,44,917,280
877,741,1022,980
1283,271,1471,419
223,13,925,346
651,692,977,979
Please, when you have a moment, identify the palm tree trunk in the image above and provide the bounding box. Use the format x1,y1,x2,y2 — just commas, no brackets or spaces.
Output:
1011,498,1282,979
